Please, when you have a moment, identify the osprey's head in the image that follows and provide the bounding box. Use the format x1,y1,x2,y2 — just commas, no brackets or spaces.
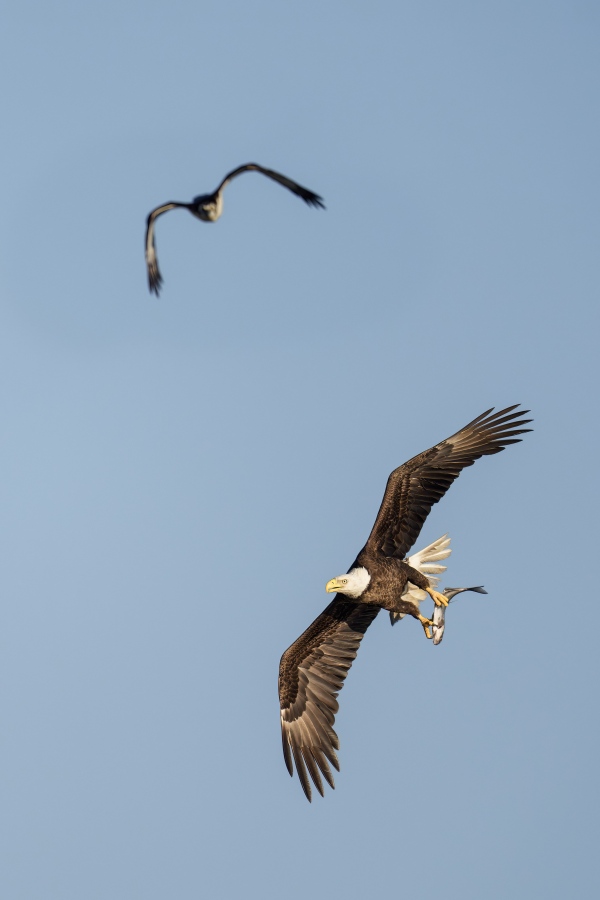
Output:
192,193,222,222
325,567,371,599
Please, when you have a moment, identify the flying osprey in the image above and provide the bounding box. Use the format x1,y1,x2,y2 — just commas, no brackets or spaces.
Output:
145,163,325,295
278,405,532,801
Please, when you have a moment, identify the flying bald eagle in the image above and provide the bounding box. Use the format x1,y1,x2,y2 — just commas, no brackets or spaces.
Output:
278,405,532,801
145,163,324,295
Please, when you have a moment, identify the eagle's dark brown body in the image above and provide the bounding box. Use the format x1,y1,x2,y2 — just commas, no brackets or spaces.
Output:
353,550,431,615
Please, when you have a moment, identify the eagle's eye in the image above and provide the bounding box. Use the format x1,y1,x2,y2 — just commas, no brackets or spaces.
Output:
342,578,348,585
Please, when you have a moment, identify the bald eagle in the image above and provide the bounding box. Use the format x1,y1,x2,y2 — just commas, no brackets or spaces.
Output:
145,163,324,295
278,405,531,801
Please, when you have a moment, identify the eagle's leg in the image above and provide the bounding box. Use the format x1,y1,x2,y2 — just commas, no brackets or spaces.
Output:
417,614,433,639
426,587,449,608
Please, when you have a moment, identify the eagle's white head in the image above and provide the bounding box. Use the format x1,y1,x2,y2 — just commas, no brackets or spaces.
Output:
325,567,371,599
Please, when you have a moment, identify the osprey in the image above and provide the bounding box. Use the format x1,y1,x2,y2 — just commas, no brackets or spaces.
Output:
145,163,324,295
278,405,531,801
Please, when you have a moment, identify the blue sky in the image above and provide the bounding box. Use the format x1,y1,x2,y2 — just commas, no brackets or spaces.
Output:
1,2,599,898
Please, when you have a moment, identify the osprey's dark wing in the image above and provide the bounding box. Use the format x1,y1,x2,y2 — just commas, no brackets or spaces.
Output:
279,596,379,801
216,163,325,209
366,405,532,561
145,202,188,296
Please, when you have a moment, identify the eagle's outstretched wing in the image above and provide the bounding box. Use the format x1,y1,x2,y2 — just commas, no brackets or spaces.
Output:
216,163,325,208
279,596,379,801
366,405,532,561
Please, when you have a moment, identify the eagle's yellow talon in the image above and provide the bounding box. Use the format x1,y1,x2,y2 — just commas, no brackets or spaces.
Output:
417,614,433,639
426,588,449,607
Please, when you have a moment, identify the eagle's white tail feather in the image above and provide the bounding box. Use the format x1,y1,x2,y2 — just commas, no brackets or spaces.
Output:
407,533,451,572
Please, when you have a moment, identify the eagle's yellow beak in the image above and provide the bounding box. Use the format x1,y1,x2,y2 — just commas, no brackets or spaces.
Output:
325,578,344,593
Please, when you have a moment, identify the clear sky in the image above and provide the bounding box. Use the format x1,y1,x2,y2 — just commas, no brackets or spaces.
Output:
1,2,599,898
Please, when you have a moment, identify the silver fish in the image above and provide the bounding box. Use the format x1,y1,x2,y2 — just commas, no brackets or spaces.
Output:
432,586,488,645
